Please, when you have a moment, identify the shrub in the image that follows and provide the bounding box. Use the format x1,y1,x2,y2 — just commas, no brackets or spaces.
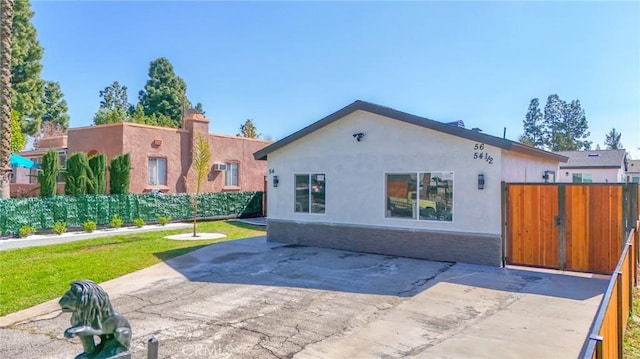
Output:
158,216,171,226
53,221,67,235
83,220,97,233
133,218,145,228
109,215,123,229
18,225,36,238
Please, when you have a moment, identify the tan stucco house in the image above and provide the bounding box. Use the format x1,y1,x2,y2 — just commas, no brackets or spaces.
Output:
11,111,271,197
254,100,567,266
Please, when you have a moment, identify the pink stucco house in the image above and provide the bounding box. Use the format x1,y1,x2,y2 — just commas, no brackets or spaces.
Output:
10,111,271,197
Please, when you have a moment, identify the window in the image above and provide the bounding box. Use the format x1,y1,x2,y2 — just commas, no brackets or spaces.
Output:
57,153,66,183
386,172,454,222
29,157,41,184
572,173,592,183
148,158,167,185
224,162,238,186
295,174,325,214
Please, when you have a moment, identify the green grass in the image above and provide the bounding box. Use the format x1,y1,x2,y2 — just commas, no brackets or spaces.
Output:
624,288,640,358
0,220,265,317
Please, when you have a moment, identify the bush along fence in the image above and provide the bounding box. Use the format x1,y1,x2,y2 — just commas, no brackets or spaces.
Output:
0,191,263,236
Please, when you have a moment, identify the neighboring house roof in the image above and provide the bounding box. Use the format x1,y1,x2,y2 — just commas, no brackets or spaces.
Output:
254,100,568,162
554,149,627,169
626,159,640,173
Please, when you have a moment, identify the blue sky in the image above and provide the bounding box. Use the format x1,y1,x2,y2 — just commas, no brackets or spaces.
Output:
31,1,639,157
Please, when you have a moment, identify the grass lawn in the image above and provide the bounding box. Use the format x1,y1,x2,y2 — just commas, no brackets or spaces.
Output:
0,220,265,317
624,288,640,358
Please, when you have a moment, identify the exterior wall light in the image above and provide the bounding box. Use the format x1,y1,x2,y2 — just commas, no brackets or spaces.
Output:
478,173,485,190
352,133,365,141
273,176,279,187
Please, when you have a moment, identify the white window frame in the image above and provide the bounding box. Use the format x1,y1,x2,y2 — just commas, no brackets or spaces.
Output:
224,162,239,187
148,157,167,185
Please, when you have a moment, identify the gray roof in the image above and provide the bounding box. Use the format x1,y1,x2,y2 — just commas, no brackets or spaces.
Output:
628,160,640,173
254,100,568,162
554,149,627,169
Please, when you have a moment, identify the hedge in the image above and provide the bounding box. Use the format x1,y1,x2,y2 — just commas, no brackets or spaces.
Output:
0,191,263,236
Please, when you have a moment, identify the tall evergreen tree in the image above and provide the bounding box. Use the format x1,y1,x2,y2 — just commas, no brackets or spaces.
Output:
604,128,623,149
521,94,592,151
92,81,129,125
38,150,59,197
41,80,69,130
520,98,544,147
88,153,107,195
194,102,205,115
237,119,260,138
138,57,188,128
0,0,13,199
11,0,44,136
109,153,130,194
64,152,93,195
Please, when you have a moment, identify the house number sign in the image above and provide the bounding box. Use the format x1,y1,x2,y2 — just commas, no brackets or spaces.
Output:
473,143,494,164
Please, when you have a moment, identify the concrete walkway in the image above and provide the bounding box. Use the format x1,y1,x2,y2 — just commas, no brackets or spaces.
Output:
0,236,607,358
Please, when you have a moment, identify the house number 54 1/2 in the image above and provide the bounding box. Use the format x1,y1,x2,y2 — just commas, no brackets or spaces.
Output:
473,143,494,164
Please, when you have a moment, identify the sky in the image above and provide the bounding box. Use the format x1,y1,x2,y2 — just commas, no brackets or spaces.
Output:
30,0,640,158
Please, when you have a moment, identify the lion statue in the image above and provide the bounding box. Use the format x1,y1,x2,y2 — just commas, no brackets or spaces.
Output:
59,280,131,359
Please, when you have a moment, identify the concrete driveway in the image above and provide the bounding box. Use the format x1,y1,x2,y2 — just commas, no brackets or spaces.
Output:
0,236,607,358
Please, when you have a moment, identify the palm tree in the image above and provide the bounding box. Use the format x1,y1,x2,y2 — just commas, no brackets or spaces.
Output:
0,0,13,199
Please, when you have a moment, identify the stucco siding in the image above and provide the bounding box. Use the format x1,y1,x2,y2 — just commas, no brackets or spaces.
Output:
502,151,560,182
266,110,504,235
208,134,270,192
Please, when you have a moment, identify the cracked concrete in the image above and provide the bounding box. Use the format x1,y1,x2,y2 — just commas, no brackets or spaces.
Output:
0,236,607,358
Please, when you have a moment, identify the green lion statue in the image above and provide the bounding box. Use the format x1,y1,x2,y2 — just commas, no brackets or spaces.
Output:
59,280,132,359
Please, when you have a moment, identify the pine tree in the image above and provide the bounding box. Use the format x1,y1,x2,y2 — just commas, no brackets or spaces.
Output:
41,81,70,130
92,81,129,125
138,58,188,128
38,150,58,197
109,153,130,194
11,0,44,136
194,102,205,115
520,98,544,148
237,119,260,138
604,128,623,149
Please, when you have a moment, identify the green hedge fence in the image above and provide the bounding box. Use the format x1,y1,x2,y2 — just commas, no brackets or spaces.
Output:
0,191,263,236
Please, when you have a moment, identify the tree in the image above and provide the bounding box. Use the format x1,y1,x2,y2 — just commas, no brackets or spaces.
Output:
138,57,188,128
194,102,205,115
188,131,211,237
11,0,44,136
10,110,26,152
41,80,69,130
520,94,591,151
1,0,14,199
88,153,107,195
520,98,544,148
109,153,130,194
237,119,260,138
64,152,93,195
92,81,129,125
604,128,623,149
37,150,58,197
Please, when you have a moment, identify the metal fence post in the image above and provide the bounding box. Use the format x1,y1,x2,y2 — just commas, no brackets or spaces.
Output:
147,337,159,359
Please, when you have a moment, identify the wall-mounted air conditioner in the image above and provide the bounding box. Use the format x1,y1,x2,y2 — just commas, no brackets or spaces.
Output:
213,163,228,171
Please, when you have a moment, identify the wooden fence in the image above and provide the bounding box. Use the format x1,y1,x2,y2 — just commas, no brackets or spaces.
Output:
505,183,636,273
581,221,638,359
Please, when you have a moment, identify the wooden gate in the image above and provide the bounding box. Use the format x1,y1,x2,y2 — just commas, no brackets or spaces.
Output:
505,183,628,274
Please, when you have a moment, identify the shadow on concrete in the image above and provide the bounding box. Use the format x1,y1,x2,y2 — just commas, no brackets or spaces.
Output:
153,236,608,300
